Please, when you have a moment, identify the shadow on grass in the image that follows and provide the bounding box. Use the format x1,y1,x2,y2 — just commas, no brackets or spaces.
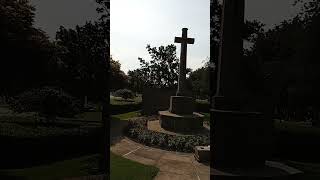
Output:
0,132,103,169
110,117,128,146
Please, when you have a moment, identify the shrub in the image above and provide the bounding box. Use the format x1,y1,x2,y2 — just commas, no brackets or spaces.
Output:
195,100,210,113
124,117,209,152
9,87,82,117
113,89,134,100
110,103,142,115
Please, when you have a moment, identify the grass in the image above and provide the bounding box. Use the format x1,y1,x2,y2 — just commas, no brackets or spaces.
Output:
110,95,142,105
110,152,159,180
111,111,141,120
0,154,101,180
110,111,159,179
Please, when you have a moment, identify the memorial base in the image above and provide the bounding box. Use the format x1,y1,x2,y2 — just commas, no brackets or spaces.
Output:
159,111,204,132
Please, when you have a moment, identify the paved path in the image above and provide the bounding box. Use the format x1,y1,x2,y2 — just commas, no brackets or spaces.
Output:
110,137,210,180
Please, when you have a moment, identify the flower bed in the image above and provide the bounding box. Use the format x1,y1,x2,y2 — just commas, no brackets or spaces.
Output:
124,117,210,153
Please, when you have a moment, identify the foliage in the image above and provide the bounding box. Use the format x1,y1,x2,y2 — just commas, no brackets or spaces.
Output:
113,89,134,100
0,0,59,95
195,100,210,113
9,87,81,117
125,118,210,152
186,61,210,99
128,44,192,91
110,57,128,91
55,21,108,100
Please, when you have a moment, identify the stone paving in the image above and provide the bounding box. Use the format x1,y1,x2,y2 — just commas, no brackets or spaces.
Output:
110,137,210,180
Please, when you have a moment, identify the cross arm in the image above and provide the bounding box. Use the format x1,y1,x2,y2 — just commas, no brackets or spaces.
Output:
174,37,195,44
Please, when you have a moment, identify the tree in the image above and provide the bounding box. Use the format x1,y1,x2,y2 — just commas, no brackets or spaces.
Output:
110,56,128,91
0,0,59,96
55,21,109,100
127,69,144,93
129,44,191,89
186,59,210,99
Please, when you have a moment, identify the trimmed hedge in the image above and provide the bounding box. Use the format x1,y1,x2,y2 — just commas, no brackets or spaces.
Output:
113,89,135,99
9,87,82,118
124,117,209,153
110,103,142,115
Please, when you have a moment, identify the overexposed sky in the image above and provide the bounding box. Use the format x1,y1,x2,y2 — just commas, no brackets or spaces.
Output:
30,0,301,73
111,0,210,73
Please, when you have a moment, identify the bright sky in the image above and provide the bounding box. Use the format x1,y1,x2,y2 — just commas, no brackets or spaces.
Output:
30,0,301,73
110,0,210,74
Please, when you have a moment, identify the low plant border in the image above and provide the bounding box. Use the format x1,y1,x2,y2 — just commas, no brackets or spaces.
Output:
124,117,210,153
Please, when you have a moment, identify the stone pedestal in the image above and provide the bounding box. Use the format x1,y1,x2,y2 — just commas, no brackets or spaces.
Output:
194,145,210,162
159,110,204,132
211,109,272,169
169,96,194,114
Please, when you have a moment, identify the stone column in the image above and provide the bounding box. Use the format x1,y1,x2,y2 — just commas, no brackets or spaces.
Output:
213,0,247,110
211,0,272,169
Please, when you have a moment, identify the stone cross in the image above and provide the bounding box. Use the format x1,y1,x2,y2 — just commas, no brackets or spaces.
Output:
174,28,194,96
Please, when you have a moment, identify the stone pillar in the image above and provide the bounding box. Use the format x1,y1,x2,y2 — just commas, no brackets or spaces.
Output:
211,0,272,169
213,0,247,109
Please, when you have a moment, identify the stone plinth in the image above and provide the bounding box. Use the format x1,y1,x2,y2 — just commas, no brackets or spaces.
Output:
211,109,273,169
194,146,210,163
159,111,204,132
169,96,195,114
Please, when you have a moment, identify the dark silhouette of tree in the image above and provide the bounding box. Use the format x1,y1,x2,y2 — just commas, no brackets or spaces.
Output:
129,44,191,90
55,21,108,100
0,0,58,96
110,56,128,91
127,69,144,93
186,59,210,99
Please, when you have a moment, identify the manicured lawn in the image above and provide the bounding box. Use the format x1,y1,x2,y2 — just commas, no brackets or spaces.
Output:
110,153,159,180
0,154,101,180
110,111,159,179
110,96,142,105
112,111,141,120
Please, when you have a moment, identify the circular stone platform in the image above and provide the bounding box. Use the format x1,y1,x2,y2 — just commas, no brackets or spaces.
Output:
148,119,209,136
159,111,204,132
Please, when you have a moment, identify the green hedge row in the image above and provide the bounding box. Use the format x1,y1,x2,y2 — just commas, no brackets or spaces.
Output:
110,103,142,115
124,117,209,153
8,87,82,117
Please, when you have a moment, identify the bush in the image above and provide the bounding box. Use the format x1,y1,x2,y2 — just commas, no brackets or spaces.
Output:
195,100,210,113
124,117,209,152
113,89,134,100
110,103,142,115
9,87,82,117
